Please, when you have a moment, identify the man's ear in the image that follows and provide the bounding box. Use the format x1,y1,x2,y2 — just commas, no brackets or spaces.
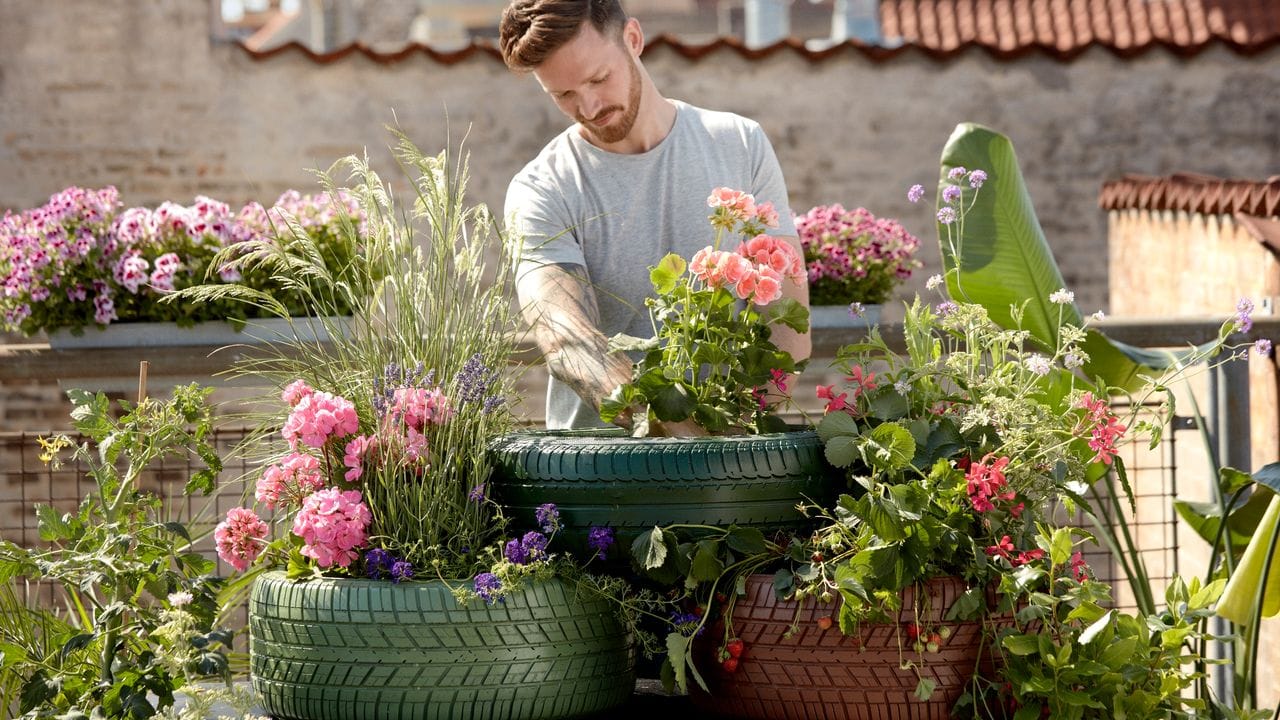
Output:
622,17,644,57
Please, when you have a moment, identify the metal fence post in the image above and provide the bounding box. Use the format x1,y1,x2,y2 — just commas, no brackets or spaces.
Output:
1209,354,1252,705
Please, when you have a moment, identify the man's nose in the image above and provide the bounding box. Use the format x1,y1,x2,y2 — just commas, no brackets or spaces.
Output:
578,91,602,120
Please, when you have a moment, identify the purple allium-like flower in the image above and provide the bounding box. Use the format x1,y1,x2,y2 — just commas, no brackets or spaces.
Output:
936,301,958,316
948,166,968,180
467,483,487,503
473,572,502,603
936,207,957,225
942,185,963,204
364,548,393,579
1256,338,1273,356
587,526,615,560
1236,297,1255,333
389,560,414,583
907,184,925,203
968,170,987,188
534,503,560,534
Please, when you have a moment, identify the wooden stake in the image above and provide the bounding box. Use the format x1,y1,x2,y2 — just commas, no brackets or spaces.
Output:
137,360,150,403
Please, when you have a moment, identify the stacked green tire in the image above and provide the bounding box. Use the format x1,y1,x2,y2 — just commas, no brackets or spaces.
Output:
488,428,833,562
250,572,634,720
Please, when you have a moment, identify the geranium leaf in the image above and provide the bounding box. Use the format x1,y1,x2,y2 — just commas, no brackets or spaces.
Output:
650,384,695,422
761,297,809,333
650,254,686,295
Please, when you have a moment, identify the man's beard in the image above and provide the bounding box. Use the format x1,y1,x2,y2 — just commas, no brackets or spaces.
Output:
577,60,642,145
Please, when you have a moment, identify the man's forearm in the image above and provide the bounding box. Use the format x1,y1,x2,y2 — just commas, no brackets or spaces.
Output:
519,264,634,412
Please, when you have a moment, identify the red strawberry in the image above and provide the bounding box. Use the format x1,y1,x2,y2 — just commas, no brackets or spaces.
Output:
725,639,745,658
722,657,740,673
905,623,921,640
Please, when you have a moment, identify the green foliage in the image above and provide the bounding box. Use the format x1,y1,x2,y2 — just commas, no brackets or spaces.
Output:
0,385,231,719
973,527,1224,719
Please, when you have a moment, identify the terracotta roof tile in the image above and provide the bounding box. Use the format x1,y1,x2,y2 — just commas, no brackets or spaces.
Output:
1102,173,1280,252
239,0,1280,64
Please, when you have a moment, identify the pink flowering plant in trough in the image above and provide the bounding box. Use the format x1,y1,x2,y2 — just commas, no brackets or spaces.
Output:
211,134,627,608
600,186,810,435
794,202,922,310
0,185,365,336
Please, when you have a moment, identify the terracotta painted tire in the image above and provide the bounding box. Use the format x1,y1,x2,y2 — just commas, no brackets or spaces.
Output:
250,572,634,720
488,429,834,562
691,574,991,720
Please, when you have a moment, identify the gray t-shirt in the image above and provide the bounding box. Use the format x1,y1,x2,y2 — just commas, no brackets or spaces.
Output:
504,100,796,429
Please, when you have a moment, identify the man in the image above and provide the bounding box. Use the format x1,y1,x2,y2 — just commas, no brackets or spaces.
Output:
500,0,809,431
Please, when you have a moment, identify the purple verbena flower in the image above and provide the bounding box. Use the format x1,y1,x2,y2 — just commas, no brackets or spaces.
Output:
937,207,957,225
942,185,963,204
473,572,502,603
947,166,967,180
467,483,487,503
504,537,529,565
364,548,393,579
1256,338,1272,356
534,503,560,534
907,184,925,203
390,560,414,583
1236,297,1255,333
937,301,958,316
587,526,615,560
968,170,987,188
520,531,549,562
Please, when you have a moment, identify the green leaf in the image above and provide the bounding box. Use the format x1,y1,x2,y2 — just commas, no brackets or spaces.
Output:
914,677,937,702
861,495,908,542
724,526,767,556
823,436,860,468
35,504,74,542
59,633,95,662
1252,461,1280,494
1100,637,1141,670
1078,609,1113,644
650,383,696,422
690,539,724,583
761,297,810,333
861,422,915,471
650,253,686,295
631,526,669,571
162,522,192,544
1002,633,1041,656
816,410,860,442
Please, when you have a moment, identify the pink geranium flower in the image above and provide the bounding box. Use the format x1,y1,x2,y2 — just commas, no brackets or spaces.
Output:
215,507,269,572
291,488,372,569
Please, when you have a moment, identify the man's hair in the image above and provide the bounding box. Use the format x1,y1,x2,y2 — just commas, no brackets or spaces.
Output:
499,0,627,71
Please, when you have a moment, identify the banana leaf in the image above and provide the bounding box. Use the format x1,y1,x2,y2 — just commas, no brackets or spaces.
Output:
936,123,1205,391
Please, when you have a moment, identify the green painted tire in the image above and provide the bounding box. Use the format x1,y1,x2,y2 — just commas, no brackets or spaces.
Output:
488,428,834,561
249,572,635,720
